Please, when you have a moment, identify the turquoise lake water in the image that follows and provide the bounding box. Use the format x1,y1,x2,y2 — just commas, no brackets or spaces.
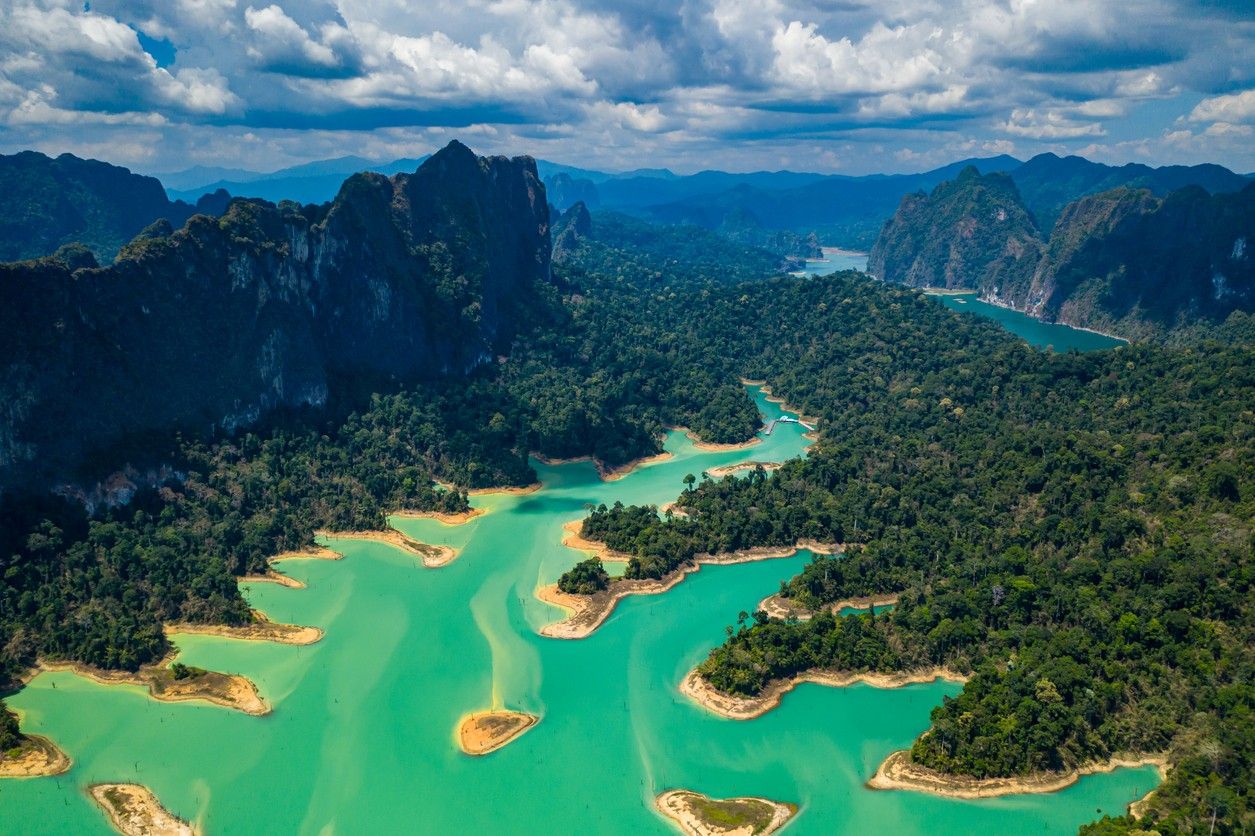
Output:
931,292,1126,352
1,388,1158,834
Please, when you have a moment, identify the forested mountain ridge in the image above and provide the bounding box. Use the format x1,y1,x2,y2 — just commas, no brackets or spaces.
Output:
869,167,1255,340
0,150,229,263
0,140,552,491
1009,152,1252,231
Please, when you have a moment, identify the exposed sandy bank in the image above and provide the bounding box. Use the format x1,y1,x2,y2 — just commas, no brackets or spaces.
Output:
655,790,796,836
671,426,763,453
705,462,782,479
0,734,71,778
393,506,486,525
539,535,843,639
35,657,269,716
868,749,1169,800
271,545,342,562
756,592,898,621
89,783,196,836
165,610,322,645
681,666,967,721
239,570,306,589
457,711,539,755
318,528,458,568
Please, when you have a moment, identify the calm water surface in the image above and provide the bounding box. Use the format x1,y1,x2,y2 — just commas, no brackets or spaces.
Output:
932,292,1126,352
793,247,868,276
2,388,1157,834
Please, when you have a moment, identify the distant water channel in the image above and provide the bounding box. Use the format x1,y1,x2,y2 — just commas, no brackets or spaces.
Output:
2,387,1157,834
931,292,1126,352
792,247,869,276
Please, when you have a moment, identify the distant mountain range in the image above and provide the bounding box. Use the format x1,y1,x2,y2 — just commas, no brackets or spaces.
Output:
162,155,429,205
155,150,1253,254
869,166,1255,340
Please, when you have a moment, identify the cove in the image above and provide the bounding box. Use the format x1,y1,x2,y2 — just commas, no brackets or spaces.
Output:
931,292,1126,352
1,387,1159,834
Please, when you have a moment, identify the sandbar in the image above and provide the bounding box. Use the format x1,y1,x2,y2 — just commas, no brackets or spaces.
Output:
681,666,967,721
705,462,782,479
868,749,1168,800
457,711,539,755
240,570,306,589
393,506,486,525
0,734,71,778
671,426,763,453
272,545,342,562
756,592,898,620
34,657,269,716
89,783,195,836
318,528,458,568
655,789,796,836
539,533,843,639
165,610,322,645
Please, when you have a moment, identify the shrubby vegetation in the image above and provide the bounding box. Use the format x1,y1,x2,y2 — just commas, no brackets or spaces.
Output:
0,703,19,752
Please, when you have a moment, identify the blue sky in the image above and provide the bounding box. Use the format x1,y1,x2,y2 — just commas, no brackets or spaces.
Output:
0,0,1253,175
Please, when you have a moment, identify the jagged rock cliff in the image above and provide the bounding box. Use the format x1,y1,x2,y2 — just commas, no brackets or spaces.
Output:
0,141,551,488
867,167,1043,294
869,167,1255,340
0,150,229,262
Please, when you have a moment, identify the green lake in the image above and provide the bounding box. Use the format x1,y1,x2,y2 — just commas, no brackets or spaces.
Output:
1,387,1158,834
931,292,1126,352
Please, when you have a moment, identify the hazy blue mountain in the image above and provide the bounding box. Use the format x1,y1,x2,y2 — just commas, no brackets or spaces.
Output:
1008,152,1252,230
165,156,429,204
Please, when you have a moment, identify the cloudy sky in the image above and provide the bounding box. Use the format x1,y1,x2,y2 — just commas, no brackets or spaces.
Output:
1,0,1253,175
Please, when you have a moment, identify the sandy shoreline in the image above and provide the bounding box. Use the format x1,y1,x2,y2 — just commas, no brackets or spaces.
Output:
271,545,342,562
756,592,898,620
89,783,196,836
165,610,322,645
671,425,764,453
0,734,71,778
705,461,782,479
393,506,486,525
681,666,967,721
868,749,1169,801
921,287,978,296
32,656,269,716
539,534,842,639
457,710,539,756
655,790,796,836
318,528,458,568
240,570,306,589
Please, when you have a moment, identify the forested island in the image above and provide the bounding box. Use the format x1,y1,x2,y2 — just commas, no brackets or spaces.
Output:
0,148,1250,834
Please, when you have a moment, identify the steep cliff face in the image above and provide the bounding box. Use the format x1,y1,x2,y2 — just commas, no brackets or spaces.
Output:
870,166,1255,339
0,151,228,263
1047,184,1255,338
867,167,1043,297
0,141,551,488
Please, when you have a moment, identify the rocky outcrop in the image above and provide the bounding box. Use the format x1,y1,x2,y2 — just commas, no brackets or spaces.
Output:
870,166,1255,340
868,167,1043,296
0,141,552,489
